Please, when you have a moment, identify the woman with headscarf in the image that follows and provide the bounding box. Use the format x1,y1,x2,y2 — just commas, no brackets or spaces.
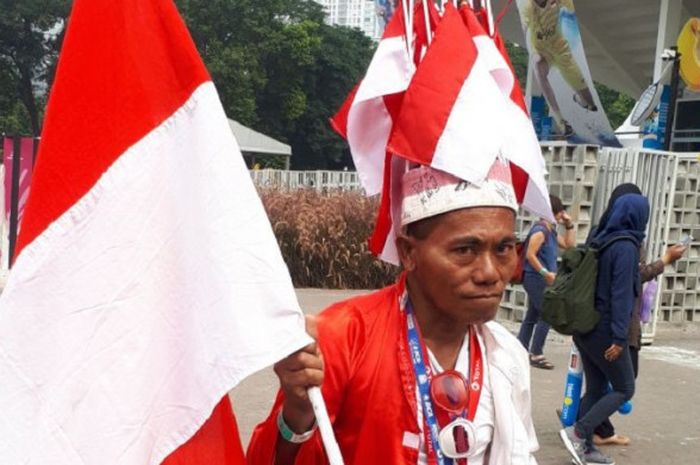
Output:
586,184,688,447
560,193,649,465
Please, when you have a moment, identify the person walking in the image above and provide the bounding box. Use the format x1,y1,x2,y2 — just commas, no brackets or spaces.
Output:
517,195,575,369
588,184,688,447
560,193,650,465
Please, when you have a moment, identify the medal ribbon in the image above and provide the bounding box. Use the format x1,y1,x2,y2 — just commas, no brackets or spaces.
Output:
404,299,483,465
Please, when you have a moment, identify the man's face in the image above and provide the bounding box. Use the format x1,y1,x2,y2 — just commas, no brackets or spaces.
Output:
399,207,517,325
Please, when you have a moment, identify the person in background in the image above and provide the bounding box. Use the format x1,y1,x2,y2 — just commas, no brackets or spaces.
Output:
588,183,688,447
517,194,575,369
560,193,650,465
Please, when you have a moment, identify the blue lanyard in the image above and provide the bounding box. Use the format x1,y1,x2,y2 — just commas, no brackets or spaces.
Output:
405,300,453,465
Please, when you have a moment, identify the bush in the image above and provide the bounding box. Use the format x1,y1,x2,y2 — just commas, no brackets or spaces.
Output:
259,189,399,289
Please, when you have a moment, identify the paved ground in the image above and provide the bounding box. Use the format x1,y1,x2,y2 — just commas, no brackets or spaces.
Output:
231,289,700,465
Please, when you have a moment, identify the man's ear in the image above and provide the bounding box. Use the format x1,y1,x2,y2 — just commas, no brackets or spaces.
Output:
396,233,418,272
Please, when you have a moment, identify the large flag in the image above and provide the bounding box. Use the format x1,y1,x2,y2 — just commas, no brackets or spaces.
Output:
387,3,552,221
0,1,311,464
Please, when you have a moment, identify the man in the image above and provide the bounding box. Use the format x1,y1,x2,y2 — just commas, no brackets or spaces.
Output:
521,0,598,137
247,159,539,465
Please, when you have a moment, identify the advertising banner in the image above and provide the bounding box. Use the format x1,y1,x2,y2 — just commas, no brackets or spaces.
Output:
375,0,397,34
516,0,620,146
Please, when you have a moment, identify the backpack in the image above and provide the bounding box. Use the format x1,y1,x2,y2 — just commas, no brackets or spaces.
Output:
541,236,636,335
511,221,551,285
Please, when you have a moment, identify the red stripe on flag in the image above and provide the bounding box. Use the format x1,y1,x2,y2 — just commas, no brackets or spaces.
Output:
368,152,394,255
161,398,245,465
17,0,209,256
329,83,359,139
387,4,477,166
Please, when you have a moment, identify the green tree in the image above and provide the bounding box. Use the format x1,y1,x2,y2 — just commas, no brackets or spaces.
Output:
176,0,374,169
0,0,71,136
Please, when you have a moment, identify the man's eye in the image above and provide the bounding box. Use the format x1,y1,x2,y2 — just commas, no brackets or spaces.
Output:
454,246,474,255
497,243,516,254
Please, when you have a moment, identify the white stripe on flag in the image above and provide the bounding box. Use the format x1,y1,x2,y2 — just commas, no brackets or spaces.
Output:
431,55,508,185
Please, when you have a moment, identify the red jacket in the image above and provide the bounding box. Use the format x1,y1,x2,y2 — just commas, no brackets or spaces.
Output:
247,278,538,465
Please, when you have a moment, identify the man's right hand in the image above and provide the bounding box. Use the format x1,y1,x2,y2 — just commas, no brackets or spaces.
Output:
273,315,324,434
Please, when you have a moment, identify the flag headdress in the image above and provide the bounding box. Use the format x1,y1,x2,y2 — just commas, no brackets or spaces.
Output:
332,0,552,264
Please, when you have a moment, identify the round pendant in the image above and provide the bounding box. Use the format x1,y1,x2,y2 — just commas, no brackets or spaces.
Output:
438,417,477,459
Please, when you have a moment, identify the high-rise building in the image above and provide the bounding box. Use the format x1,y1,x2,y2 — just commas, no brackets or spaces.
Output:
316,0,381,40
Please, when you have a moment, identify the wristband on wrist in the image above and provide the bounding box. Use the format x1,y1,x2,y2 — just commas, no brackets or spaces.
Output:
565,224,574,230
538,267,549,276
277,410,317,444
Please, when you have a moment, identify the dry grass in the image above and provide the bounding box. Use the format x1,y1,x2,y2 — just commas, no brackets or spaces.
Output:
259,189,399,289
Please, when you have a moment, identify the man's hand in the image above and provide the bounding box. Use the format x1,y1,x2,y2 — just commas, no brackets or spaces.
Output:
662,244,688,266
604,343,623,362
273,315,324,434
544,271,556,286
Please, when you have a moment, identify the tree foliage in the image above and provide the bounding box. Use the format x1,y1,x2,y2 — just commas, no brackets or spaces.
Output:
0,0,70,136
176,0,375,169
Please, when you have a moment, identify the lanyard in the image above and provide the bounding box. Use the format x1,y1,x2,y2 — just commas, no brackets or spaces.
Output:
404,299,484,465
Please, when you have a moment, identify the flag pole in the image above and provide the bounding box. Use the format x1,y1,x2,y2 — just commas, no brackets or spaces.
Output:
421,0,432,46
308,386,345,465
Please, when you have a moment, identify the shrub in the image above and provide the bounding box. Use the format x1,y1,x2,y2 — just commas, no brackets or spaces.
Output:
259,189,399,289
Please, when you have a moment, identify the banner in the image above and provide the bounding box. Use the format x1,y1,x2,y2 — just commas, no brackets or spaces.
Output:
516,0,620,147
3,137,36,226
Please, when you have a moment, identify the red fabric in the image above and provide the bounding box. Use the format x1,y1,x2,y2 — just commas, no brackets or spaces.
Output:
328,2,407,138
247,277,425,465
368,152,395,256
387,4,477,166
329,83,358,139
18,0,242,462
162,398,246,465
16,0,209,257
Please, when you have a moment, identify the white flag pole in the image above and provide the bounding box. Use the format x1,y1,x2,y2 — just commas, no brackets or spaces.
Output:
308,386,345,465
421,0,432,46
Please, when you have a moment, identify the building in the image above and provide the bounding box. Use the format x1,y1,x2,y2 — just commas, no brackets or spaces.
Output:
316,0,381,40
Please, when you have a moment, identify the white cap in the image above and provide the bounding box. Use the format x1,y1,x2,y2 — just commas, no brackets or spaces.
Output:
400,158,517,227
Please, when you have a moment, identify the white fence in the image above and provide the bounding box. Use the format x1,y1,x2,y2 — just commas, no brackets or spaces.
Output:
250,169,362,191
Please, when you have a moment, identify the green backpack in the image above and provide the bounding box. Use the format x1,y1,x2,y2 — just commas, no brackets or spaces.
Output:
541,236,636,335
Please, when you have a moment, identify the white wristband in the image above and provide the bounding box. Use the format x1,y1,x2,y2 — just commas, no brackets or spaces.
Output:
277,410,317,444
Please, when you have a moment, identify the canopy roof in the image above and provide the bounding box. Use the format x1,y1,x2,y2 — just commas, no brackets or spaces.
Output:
495,0,700,97
228,119,291,157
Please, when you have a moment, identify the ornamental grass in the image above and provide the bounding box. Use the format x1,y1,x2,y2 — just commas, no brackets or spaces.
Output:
259,189,399,289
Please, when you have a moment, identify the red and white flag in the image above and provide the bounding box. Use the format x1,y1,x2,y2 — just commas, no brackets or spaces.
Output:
0,1,310,464
330,1,440,196
460,5,551,219
388,3,551,220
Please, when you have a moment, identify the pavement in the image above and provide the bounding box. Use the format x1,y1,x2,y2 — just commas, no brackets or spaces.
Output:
230,288,700,465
